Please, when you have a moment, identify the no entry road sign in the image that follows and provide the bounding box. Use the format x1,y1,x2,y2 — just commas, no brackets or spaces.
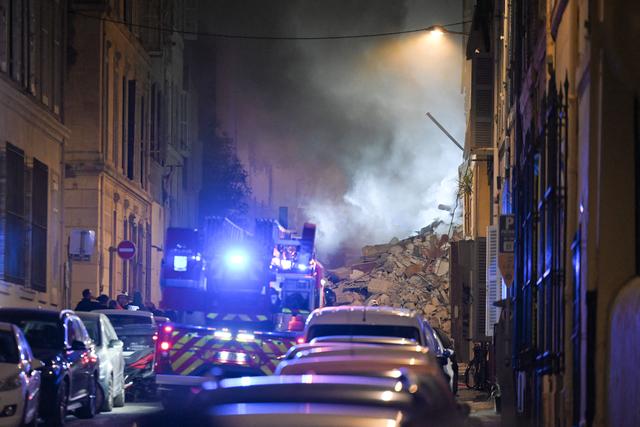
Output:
117,240,136,260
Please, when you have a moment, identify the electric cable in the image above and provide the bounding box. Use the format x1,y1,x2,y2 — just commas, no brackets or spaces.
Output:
68,9,469,41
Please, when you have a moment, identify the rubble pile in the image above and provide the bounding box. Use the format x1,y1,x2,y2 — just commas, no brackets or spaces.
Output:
327,221,462,334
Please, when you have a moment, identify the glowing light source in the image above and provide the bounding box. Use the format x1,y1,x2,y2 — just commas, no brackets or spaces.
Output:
160,341,170,351
214,330,232,340
427,26,445,40
225,251,248,268
173,256,188,272
296,337,305,344
236,333,255,342
381,390,393,402
164,325,173,333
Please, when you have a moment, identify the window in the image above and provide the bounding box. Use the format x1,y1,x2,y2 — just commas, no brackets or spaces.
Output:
0,0,8,72
121,76,127,173
140,94,145,187
0,331,18,363
28,0,40,96
30,159,47,291
4,143,25,284
113,67,119,168
127,80,136,180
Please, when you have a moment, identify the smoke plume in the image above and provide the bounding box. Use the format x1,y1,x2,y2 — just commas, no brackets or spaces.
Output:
198,0,464,257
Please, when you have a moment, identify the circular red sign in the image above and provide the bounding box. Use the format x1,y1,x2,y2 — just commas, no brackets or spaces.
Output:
116,240,136,260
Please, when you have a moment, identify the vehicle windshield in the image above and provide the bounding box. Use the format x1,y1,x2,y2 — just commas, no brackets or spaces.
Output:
80,318,101,346
0,331,19,363
0,316,62,352
307,324,422,343
118,334,154,352
105,314,153,328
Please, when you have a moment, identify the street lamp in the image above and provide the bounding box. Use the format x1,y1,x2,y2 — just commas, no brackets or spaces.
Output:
425,25,468,37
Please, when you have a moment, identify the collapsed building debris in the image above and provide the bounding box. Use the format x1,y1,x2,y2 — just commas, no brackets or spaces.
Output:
326,220,462,334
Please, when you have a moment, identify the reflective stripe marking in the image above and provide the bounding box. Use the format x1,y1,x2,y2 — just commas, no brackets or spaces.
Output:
181,359,204,376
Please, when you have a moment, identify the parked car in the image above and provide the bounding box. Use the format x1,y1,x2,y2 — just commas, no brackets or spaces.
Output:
193,374,463,427
0,308,98,426
0,322,41,427
283,340,417,360
433,327,457,394
76,312,126,411
303,306,438,349
95,310,157,399
291,343,433,362
275,354,442,379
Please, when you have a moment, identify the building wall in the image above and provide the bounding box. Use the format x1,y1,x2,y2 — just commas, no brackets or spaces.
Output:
472,0,640,426
65,0,200,308
0,0,67,309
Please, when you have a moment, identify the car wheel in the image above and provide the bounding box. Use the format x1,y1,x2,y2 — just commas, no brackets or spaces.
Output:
22,393,38,427
45,380,68,427
100,376,114,412
75,374,97,419
113,384,126,408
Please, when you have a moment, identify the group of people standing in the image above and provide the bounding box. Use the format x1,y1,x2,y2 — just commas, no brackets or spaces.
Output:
74,289,164,316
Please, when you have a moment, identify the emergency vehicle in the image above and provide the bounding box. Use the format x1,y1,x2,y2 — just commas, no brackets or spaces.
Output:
154,217,325,408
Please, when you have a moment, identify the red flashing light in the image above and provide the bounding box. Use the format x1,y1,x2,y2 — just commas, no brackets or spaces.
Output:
160,341,171,351
152,335,158,341
164,325,173,333
296,337,305,344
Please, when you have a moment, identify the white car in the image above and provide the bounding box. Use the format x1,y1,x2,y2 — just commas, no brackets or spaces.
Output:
0,322,42,427
76,312,126,412
303,306,437,349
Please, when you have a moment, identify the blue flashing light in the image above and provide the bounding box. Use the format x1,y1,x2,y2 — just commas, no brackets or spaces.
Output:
225,251,248,269
173,256,188,272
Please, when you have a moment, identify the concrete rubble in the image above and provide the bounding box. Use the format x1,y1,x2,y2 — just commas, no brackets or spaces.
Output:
326,220,463,335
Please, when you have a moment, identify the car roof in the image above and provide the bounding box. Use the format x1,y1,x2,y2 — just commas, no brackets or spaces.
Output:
285,341,421,360
208,403,404,427
275,354,441,377
0,307,68,321
0,321,16,332
75,311,109,322
306,306,422,327
295,345,431,360
94,309,154,318
310,335,419,346
199,374,414,410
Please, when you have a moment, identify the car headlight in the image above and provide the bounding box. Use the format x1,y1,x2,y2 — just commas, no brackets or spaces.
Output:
0,374,22,391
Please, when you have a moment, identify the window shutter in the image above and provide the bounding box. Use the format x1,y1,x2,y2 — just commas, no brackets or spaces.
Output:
485,225,501,336
471,55,493,149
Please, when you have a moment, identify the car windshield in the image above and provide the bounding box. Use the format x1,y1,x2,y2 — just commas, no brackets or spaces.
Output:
0,331,19,363
80,318,101,345
106,314,152,328
307,325,422,343
0,316,62,352
119,334,154,352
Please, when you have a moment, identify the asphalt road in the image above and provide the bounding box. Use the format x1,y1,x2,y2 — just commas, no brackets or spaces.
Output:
64,402,162,426
59,399,501,427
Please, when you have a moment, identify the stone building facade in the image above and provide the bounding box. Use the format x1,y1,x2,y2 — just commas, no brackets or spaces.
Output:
0,0,68,308
464,0,640,426
64,0,200,308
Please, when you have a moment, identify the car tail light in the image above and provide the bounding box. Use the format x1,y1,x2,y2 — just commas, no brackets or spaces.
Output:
164,325,173,333
160,341,171,351
296,337,305,344
130,353,154,370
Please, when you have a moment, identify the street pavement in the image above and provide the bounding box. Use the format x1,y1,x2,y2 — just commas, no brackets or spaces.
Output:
57,390,502,427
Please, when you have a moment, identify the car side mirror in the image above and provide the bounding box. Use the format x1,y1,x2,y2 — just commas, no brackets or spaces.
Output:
70,340,87,351
109,339,123,348
31,359,44,370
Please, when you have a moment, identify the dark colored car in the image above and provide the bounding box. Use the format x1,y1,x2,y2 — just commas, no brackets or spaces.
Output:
0,308,99,426
187,374,464,427
95,310,157,399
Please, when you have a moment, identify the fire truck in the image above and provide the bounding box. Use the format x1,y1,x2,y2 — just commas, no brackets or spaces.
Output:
154,217,324,408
